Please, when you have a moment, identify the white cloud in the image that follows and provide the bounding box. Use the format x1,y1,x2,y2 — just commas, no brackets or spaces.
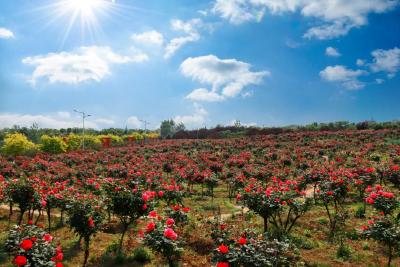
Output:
180,55,269,101
212,0,398,39
212,0,258,24
356,59,365,66
0,112,115,129
22,46,148,85
164,19,202,59
320,65,366,90
126,116,142,129
304,20,356,39
369,47,400,75
186,88,225,102
241,90,254,98
131,30,164,46
0,27,14,39
174,103,208,127
325,47,341,57
376,78,385,84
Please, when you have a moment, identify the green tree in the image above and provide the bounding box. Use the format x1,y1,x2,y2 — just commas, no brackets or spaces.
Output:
160,120,176,139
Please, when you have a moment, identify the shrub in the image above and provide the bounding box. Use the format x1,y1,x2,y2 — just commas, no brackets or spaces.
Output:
67,200,104,267
238,178,312,236
1,133,37,156
365,185,398,216
212,230,293,266
5,224,63,267
109,188,154,252
40,135,67,154
362,217,400,267
65,134,81,151
82,135,101,150
130,246,151,263
336,243,352,260
143,218,183,267
7,182,40,225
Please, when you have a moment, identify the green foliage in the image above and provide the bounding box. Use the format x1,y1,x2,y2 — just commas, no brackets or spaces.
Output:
160,120,176,139
82,135,101,150
65,133,82,151
130,246,152,263
336,243,352,260
1,133,37,156
7,182,40,224
40,135,67,154
66,200,104,240
363,217,400,266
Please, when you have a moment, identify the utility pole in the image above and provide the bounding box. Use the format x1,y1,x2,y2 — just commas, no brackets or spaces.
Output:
139,119,150,133
74,109,91,150
139,119,150,143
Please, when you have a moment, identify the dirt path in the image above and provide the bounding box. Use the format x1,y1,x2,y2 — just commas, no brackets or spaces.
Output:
209,186,315,221
0,204,61,218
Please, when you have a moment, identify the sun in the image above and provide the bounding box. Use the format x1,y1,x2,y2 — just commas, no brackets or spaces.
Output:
47,0,117,44
65,0,109,16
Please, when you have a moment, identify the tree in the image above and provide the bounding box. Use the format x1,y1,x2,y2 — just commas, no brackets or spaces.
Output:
1,133,37,156
40,135,67,154
160,120,176,139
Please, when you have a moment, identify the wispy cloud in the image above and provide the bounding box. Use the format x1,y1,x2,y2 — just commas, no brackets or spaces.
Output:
164,19,203,59
174,103,208,127
0,112,115,129
212,0,398,39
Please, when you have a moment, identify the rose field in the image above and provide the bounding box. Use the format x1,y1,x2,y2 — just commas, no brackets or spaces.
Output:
0,129,400,267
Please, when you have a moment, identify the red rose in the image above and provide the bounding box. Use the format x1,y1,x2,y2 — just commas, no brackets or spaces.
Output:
218,244,229,254
20,239,33,251
166,218,175,226
146,222,155,233
149,210,158,218
56,252,63,261
164,228,178,240
238,237,247,245
366,197,374,204
14,255,27,266
327,191,333,196
43,233,53,242
182,207,190,213
173,205,180,211
158,191,164,197
88,217,95,228
31,237,37,242
56,262,63,267
217,262,229,267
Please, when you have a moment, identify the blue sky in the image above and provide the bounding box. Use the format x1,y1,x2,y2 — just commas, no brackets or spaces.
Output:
0,0,399,129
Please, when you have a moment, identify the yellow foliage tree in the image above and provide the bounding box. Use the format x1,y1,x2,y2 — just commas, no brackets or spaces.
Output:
1,133,37,156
